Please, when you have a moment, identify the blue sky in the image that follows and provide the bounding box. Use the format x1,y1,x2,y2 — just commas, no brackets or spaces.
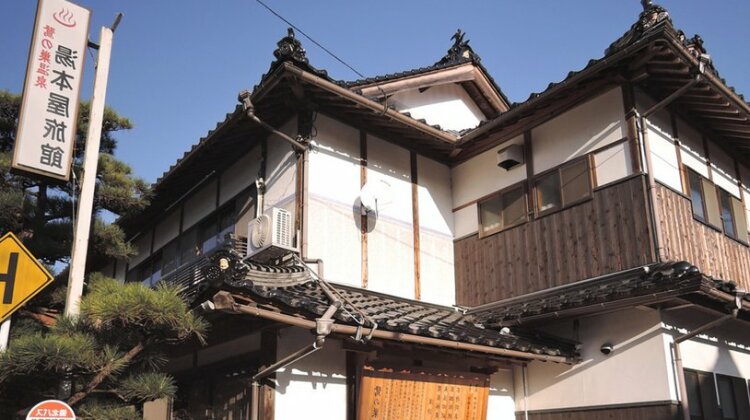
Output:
2,1,750,183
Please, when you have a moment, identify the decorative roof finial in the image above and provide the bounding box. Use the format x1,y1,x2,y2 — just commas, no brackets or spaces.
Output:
436,29,478,66
451,29,466,48
605,0,671,54
273,27,308,64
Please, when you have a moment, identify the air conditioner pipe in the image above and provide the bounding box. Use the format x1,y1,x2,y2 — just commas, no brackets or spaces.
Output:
302,258,324,279
255,178,265,219
238,90,307,152
672,289,744,420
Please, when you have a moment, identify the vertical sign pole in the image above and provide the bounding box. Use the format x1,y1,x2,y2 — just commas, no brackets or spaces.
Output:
0,319,10,351
64,24,116,317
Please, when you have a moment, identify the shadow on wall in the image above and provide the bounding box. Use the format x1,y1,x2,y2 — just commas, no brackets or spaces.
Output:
273,370,348,395
525,310,673,407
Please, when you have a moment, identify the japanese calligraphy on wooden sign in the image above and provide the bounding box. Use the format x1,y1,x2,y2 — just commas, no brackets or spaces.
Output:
0,232,55,323
357,365,490,420
13,0,90,181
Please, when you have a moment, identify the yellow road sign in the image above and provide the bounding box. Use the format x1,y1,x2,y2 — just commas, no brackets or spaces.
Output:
0,232,54,323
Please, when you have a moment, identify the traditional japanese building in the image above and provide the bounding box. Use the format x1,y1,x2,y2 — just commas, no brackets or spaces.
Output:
110,2,750,419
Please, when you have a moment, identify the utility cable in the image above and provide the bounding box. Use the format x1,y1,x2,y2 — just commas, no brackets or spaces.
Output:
255,0,390,114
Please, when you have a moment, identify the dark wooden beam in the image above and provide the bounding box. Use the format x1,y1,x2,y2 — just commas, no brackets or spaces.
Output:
411,151,421,300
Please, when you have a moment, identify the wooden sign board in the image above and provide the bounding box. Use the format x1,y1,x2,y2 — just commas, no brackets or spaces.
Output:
358,365,490,420
13,0,90,181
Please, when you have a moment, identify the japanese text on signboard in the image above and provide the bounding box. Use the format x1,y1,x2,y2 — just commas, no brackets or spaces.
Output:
13,0,90,181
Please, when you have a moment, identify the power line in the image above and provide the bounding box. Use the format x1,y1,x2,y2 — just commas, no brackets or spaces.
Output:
255,0,367,80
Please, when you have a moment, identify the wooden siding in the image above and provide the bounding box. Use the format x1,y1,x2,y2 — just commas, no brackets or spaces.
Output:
454,176,653,307
517,403,679,420
655,184,750,290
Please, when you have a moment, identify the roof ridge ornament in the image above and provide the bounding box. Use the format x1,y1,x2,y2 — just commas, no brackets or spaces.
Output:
273,27,308,65
435,29,479,66
605,1,671,55
637,0,671,33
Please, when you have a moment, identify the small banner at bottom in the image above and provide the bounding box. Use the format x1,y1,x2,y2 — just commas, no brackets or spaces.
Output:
26,399,76,420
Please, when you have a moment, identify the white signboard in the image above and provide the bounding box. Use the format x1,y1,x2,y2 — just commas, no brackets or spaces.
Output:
13,0,90,181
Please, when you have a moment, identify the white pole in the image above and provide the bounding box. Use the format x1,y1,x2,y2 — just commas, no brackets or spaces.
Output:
0,319,10,351
64,25,115,317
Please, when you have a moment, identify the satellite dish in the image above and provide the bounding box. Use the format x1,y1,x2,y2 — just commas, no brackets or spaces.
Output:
360,179,392,215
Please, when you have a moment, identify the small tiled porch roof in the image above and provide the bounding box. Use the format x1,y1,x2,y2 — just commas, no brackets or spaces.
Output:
464,261,750,328
178,247,578,363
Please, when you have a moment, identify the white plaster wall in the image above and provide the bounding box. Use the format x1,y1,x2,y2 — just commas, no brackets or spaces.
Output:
417,155,455,306
677,117,710,178
708,142,741,197
523,308,673,411
487,368,516,420
648,121,683,192
453,204,478,238
743,165,750,232
593,141,633,187
391,83,485,131
129,231,153,266
265,118,298,218
220,146,262,205
153,209,180,252
306,114,362,286
676,337,750,379
183,179,217,231
274,328,347,420
451,134,525,208
661,310,750,401
367,136,415,298
532,87,626,174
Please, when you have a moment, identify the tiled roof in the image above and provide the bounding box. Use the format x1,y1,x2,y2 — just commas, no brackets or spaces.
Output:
460,1,750,144
465,261,750,328
184,247,578,360
343,29,511,108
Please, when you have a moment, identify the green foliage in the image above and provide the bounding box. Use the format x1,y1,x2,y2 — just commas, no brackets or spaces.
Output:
0,275,206,414
0,90,185,415
81,274,207,344
77,403,140,420
118,372,177,403
0,90,150,269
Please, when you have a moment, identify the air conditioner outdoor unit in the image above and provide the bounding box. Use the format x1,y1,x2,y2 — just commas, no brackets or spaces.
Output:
246,207,297,263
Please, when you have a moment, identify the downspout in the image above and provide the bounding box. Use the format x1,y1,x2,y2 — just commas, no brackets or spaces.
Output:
522,364,530,420
636,72,702,262
248,293,342,420
672,289,745,420
239,90,307,153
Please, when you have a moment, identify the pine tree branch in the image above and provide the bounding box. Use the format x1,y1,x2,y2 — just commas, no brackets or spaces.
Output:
18,309,59,327
67,341,145,407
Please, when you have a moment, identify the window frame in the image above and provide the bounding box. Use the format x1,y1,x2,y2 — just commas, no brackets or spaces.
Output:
477,182,528,238
685,166,749,245
534,155,594,217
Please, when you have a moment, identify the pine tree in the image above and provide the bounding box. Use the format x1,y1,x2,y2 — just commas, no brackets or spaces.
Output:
0,90,150,268
0,275,207,417
0,91,206,417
